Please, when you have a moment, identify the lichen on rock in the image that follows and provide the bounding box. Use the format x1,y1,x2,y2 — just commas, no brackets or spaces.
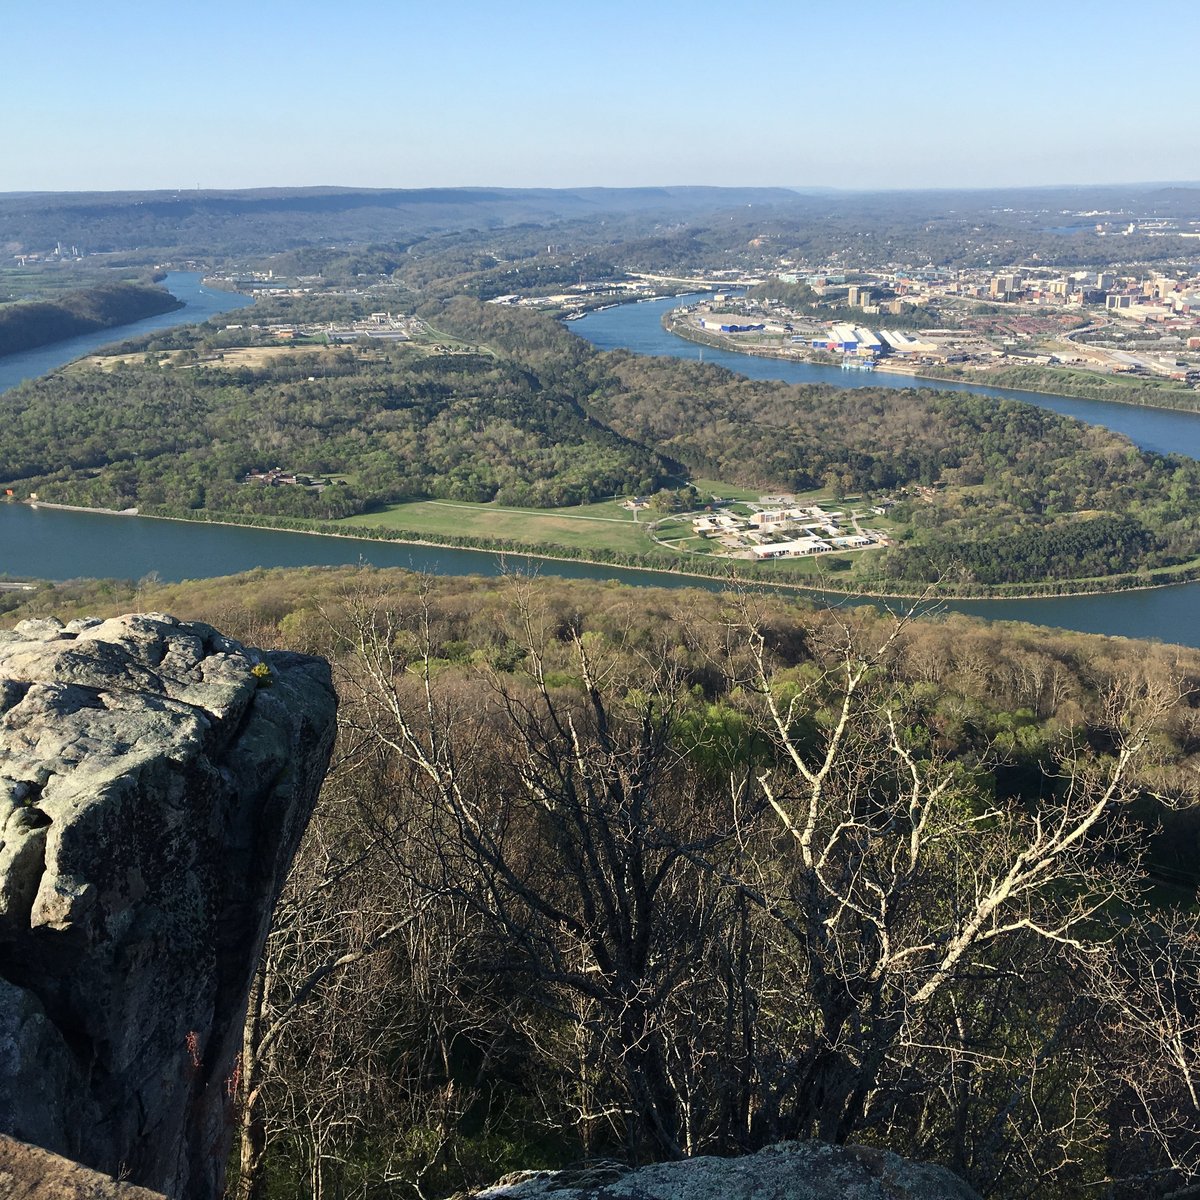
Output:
0,613,336,1200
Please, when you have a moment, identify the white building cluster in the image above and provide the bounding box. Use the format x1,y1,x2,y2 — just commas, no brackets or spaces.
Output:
692,503,881,561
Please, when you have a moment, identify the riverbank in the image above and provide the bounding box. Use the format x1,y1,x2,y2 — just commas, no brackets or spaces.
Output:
664,310,1200,415
7,282,1200,646
24,499,1200,604
19,500,139,516
0,272,254,398
0,282,184,359
114,506,759,588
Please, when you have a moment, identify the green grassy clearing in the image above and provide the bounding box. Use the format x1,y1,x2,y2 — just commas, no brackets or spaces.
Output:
1032,364,1185,392
689,478,762,502
341,499,656,554
415,321,494,355
339,491,899,568
0,267,131,303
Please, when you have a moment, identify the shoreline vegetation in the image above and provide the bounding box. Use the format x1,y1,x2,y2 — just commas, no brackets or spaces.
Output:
0,281,183,358
663,311,1200,414
7,291,1200,602
13,498,1200,603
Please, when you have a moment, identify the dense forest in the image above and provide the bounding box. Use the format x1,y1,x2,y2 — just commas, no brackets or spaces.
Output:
0,339,673,516
6,146,1200,1200
0,280,181,356
5,565,1198,1199
594,358,1200,584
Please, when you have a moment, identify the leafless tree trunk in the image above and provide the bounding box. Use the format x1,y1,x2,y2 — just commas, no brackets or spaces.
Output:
720,602,1176,1166
242,575,1197,1197
337,579,742,1161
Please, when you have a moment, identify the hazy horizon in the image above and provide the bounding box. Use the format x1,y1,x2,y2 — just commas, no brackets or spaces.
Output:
2,180,1198,201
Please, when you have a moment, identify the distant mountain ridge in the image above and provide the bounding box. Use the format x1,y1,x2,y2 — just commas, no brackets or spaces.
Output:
0,186,803,256
2,181,1193,262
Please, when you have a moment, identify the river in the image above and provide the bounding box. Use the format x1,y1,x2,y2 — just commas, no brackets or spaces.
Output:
578,293,1200,458
0,503,745,594
4,282,1200,645
0,272,254,394
567,294,1200,644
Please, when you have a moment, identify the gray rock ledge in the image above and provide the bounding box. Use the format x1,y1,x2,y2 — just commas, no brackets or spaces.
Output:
471,1141,981,1200
0,613,336,1200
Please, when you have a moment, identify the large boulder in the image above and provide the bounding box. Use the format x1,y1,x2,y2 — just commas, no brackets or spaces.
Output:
472,1141,981,1200
0,613,336,1200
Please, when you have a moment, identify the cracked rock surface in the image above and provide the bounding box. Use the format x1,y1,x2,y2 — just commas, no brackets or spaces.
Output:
0,613,336,1200
472,1142,981,1200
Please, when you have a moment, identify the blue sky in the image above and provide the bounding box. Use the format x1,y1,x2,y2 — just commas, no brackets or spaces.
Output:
2,0,1195,192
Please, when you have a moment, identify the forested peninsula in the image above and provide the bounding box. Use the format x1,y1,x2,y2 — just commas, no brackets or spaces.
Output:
7,296,1200,596
0,280,182,357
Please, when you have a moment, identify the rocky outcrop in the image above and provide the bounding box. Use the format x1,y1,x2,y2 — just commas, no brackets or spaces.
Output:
472,1142,981,1200
0,614,336,1200
0,1133,167,1199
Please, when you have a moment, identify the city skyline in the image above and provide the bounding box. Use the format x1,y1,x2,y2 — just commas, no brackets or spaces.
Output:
3,0,1196,194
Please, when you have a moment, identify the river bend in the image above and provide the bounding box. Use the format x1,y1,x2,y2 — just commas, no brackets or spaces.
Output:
3,283,1199,646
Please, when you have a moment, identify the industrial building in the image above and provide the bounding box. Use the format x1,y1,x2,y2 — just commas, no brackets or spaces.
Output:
751,537,833,559
880,331,940,356
699,316,766,334
811,324,882,356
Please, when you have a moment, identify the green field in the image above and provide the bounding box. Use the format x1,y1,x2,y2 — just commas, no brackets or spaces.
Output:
0,265,143,304
689,478,762,502
340,490,898,570
341,499,658,554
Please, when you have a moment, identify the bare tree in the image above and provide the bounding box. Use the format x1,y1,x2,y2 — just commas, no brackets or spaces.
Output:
717,601,1180,1191
1082,910,1200,1198
247,576,1197,1198
336,579,744,1162
233,711,470,1200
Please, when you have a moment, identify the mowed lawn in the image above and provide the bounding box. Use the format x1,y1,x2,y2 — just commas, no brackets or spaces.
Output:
340,499,659,554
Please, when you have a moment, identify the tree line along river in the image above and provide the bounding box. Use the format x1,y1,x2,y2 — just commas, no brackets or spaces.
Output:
2,277,1199,646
